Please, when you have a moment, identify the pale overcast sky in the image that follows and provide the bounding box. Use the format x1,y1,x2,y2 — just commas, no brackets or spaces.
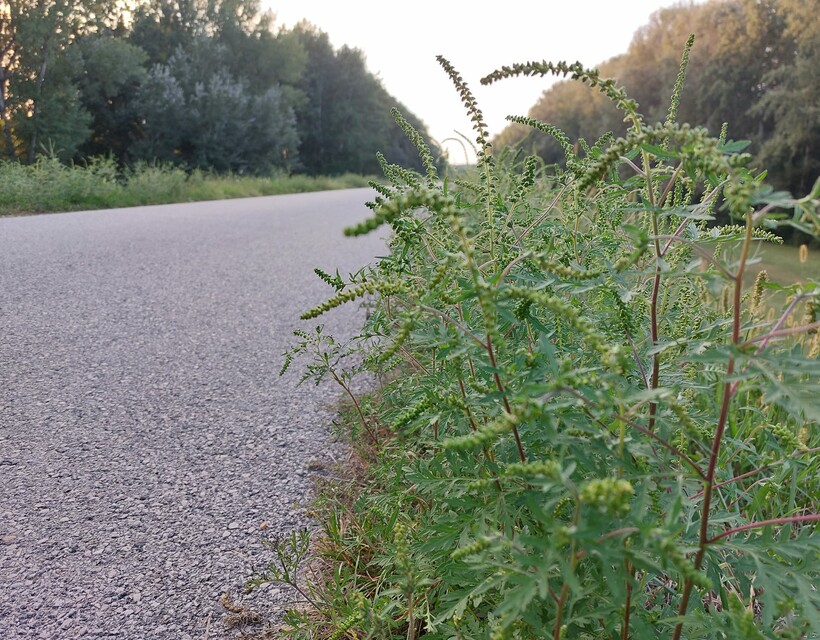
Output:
263,1,693,163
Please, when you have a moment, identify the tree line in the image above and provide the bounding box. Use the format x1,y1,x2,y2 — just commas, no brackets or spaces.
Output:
494,0,818,201
0,0,434,175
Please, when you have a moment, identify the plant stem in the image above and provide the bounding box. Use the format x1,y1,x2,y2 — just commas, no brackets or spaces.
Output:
744,320,820,346
554,500,581,640
417,302,487,349
639,145,663,434
622,560,633,640
648,222,662,433
553,584,570,640
330,371,378,446
706,514,820,544
486,333,526,463
672,210,754,640
407,590,415,640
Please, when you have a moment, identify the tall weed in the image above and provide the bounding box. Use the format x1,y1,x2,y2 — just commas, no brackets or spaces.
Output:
275,38,819,640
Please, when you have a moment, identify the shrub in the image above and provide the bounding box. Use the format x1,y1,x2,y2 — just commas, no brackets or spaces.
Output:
274,36,819,640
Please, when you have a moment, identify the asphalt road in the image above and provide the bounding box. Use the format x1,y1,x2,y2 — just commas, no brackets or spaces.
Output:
0,189,386,639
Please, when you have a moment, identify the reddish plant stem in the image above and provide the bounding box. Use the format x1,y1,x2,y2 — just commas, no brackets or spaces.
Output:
690,466,769,500
553,583,570,640
331,371,378,446
706,514,820,544
456,303,479,381
458,376,500,482
486,334,526,463
398,346,429,374
690,445,820,501
672,212,753,640
457,377,480,433
553,500,582,640
654,236,735,279
622,561,634,640
744,320,820,346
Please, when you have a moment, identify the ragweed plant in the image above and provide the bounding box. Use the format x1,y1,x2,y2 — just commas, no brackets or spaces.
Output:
273,37,819,640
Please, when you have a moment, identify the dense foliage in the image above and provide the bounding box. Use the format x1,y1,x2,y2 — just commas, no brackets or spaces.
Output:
495,0,819,214
0,0,435,175
271,38,820,640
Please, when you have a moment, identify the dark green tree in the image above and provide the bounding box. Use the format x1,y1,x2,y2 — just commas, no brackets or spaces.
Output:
292,22,434,176
72,35,148,160
0,0,119,160
131,37,299,173
128,0,202,65
753,0,820,196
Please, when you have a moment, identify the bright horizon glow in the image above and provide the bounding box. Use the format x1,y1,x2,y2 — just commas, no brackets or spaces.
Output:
263,1,694,164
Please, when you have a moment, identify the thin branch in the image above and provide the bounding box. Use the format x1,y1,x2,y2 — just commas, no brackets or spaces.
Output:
659,180,727,258
730,295,808,396
657,162,684,209
553,386,706,480
620,155,645,177
706,514,820,544
496,251,534,286
653,236,736,279
625,327,649,390
660,218,689,257
743,320,820,347
514,182,569,249
614,412,706,481
690,446,820,500
751,202,778,225
416,303,487,349
398,345,429,375
486,333,526,463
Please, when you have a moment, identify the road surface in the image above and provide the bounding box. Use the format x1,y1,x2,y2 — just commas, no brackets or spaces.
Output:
0,189,386,639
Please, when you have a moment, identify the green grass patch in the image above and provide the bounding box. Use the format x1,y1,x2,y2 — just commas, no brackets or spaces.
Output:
747,242,819,285
0,156,373,216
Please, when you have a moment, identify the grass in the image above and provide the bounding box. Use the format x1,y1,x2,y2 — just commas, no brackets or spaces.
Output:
747,242,819,285
0,156,373,216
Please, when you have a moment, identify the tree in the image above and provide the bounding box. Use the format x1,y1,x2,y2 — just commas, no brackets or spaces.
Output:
0,0,120,160
292,22,434,176
131,37,299,173
72,35,148,160
493,0,818,203
753,0,820,196
128,0,202,65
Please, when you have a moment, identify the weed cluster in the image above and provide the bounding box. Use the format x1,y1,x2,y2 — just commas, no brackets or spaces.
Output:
273,39,819,639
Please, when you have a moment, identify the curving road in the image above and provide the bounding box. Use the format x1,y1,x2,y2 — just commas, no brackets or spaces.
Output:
0,189,386,639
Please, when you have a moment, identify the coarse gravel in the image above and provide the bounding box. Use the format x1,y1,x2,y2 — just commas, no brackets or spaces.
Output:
0,189,387,639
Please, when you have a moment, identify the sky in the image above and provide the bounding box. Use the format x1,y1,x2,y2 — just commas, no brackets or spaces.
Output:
263,0,691,163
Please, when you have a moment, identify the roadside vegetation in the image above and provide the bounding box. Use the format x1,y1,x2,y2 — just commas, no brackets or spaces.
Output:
0,157,371,216
0,1,439,179
267,32,819,640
